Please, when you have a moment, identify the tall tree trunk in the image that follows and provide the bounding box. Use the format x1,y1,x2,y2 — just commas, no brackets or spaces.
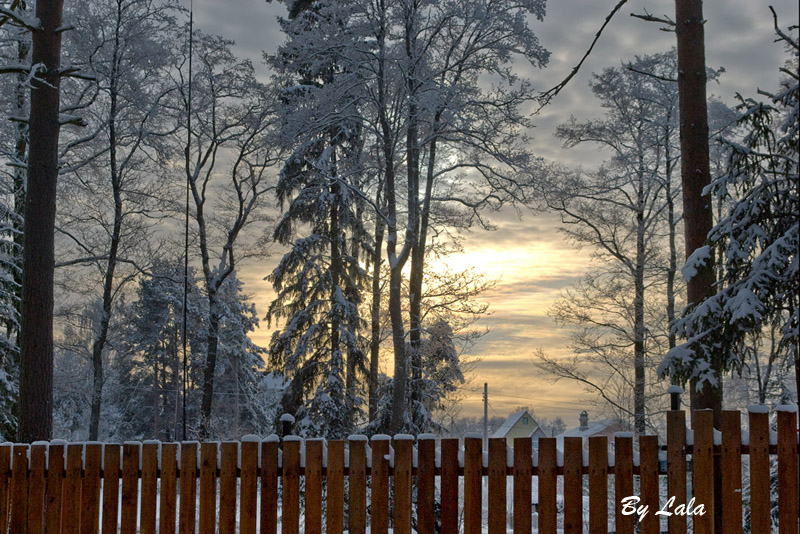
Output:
368,183,385,423
199,292,219,438
17,0,64,443
89,16,124,439
675,0,721,421
633,176,646,436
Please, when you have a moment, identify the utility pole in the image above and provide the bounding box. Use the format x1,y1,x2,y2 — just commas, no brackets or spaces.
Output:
483,382,488,449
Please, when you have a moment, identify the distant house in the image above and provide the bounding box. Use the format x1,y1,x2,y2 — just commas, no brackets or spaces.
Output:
555,410,629,452
492,410,548,448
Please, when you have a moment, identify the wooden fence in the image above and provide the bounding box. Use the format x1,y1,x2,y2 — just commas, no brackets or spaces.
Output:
1,407,798,533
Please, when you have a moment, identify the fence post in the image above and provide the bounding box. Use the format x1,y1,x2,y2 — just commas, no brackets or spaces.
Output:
440,438,460,534
563,436,583,534
348,435,368,534
280,413,294,439
614,433,634,534
178,442,198,534
260,437,279,534
304,439,324,534
488,438,508,534
639,435,660,534
281,437,301,534
538,437,557,534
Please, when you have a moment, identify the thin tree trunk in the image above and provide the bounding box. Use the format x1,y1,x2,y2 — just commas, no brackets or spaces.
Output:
675,0,721,420
633,176,646,436
17,0,64,443
199,293,219,437
89,11,124,439
368,183,385,423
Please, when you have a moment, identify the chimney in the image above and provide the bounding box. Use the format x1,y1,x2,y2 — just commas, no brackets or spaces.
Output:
579,410,589,430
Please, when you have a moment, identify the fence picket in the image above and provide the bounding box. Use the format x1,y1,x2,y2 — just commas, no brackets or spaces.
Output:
440,438,460,534
488,438,507,534
393,437,413,534
140,442,159,534
776,408,798,534
749,408,771,533
614,434,633,534
9,445,28,534
667,411,687,534
370,438,390,534
537,437,557,534
63,444,83,534
588,436,608,534
0,445,9,534
348,438,367,534
199,442,218,534
512,437,532,534
282,439,301,534
239,440,258,534
417,436,436,534
46,443,65,534
178,442,198,534
219,442,238,534
260,440,279,534
325,440,345,534
121,443,140,534
463,436,482,534
692,410,715,534
563,437,583,534
158,443,178,534
81,443,102,534
639,435,659,534
27,444,47,534
720,410,743,534
5,410,798,534
304,440,323,534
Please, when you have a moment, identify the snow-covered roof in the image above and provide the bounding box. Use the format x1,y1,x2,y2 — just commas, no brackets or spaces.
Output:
492,410,539,438
555,418,620,449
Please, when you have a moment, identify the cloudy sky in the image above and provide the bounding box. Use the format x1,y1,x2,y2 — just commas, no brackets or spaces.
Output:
188,0,798,425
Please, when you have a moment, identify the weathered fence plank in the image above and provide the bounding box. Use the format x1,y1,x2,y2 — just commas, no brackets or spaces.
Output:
239,440,258,534
776,407,798,534
198,442,217,534
639,435,660,534
9,445,28,534
27,444,46,534
417,436,436,534
159,443,178,534
693,410,715,534
325,440,344,534
304,439,323,534
63,443,83,534
538,437,557,534
440,438,460,534
219,442,238,534
140,442,159,534
614,434,633,534
588,436,608,534
749,408,771,533
488,438,507,534
393,437,413,534
178,442,198,534
260,440,279,534
463,436,482,534
667,410,687,534
370,437,390,534
282,439,301,534
348,438,367,534
46,442,65,534
513,437,532,534
81,443,103,534
563,437,583,534
721,410,743,534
